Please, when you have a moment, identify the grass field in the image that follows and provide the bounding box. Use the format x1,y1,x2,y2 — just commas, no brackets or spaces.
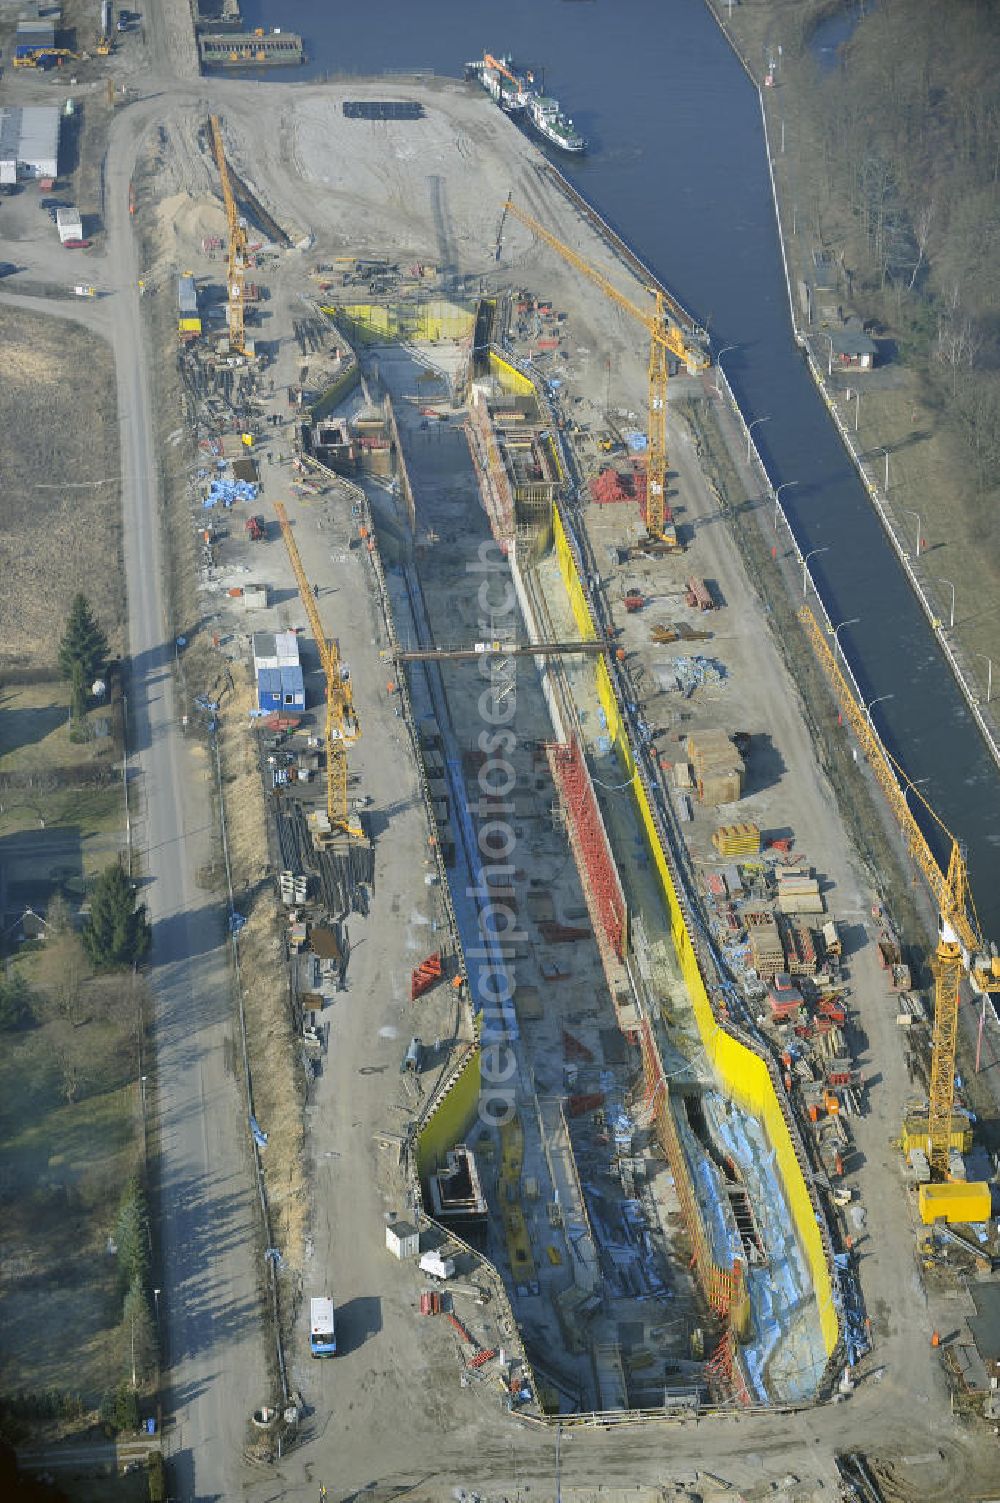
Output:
0,307,123,671
0,680,124,916
0,681,118,773
0,945,146,1416
0,675,138,1434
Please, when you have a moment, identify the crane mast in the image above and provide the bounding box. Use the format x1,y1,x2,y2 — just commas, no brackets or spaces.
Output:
498,197,707,541
483,53,523,91
274,503,362,839
799,605,1000,1176
209,115,247,357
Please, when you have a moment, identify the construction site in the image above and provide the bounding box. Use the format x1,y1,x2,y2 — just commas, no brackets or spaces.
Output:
2,7,1000,1492
120,69,1000,1457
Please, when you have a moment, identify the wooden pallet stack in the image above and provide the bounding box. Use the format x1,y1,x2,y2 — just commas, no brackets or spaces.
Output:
746,909,783,981
778,913,818,975
688,729,744,806
712,821,760,857
774,863,825,915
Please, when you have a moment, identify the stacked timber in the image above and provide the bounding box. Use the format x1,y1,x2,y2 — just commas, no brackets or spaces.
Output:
775,863,824,915
778,914,818,976
687,729,743,805
746,910,783,981
712,822,760,857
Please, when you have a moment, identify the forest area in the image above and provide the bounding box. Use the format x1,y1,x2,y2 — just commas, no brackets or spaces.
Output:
784,0,1000,566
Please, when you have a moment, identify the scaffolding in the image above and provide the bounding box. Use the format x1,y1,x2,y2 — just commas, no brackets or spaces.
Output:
465,389,516,547
546,737,627,964
638,1014,750,1340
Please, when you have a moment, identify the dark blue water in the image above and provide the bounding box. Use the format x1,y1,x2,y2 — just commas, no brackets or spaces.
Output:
236,0,1000,937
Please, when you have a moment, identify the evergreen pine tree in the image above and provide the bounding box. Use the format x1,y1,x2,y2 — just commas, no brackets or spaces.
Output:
82,864,151,968
115,1176,150,1287
58,593,109,690
69,658,88,724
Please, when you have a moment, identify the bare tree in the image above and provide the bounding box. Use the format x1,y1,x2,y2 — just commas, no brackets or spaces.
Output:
937,286,984,393
42,928,90,1024
55,1046,81,1104
908,198,935,290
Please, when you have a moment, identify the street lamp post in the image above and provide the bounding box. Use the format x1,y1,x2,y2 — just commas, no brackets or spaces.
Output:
865,693,894,726
833,617,860,662
854,389,861,433
747,415,770,464
932,576,956,629
773,480,799,529
976,654,993,704
900,507,923,555
879,445,890,492
821,332,834,377
153,1287,161,1325
802,545,830,597
715,344,737,396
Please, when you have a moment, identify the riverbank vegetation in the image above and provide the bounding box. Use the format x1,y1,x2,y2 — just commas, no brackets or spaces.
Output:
804,2,1000,529
711,0,1000,685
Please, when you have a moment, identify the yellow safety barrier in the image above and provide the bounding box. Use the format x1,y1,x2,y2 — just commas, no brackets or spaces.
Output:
415,1045,482,1176
322,300,476,344
488,350,537,398
552,501,839,1359
552,504,598,643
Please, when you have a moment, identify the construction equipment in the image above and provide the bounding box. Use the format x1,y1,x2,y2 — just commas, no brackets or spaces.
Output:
393,638,607,662
245,515,266,542
800,605,1000,1178
96,0,114,54
274,502,362,839
650,623,712,645
208,114,247,357
497,196,709,541
483,53,522,88
13,48,77,67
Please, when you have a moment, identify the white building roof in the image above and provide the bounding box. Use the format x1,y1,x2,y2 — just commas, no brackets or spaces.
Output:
0,106,60,174
252,630,300,671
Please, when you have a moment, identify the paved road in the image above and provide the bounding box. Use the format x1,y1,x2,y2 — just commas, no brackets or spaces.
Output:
1,83,267,1498
101,102,266,1500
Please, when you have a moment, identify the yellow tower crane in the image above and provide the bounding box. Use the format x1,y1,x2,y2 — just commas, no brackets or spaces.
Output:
497,196,709,542
799,605,1000,1176
274,503,363,841
208,114,247,357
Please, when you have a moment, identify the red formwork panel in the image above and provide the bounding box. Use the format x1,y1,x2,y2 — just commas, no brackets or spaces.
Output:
548,737,626,962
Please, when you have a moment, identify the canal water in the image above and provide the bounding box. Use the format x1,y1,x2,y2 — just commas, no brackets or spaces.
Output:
235,0,1000,937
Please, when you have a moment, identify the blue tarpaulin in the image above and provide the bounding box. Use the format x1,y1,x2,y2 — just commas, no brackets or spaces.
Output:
203,477,259,508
